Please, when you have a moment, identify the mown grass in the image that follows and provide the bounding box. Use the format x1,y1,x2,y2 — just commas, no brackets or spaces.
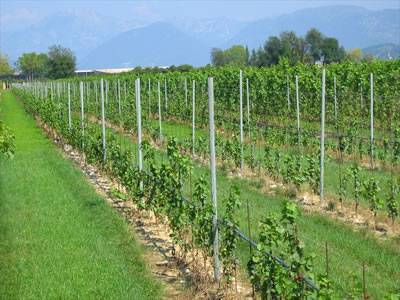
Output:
0,92,162,299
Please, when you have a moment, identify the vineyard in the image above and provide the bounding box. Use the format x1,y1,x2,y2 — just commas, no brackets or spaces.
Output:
12,60,400,298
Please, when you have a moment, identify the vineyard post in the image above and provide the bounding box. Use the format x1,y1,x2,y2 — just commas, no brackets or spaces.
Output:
239,69,244,170
105,80,108,105
164,78,168,111
208,77,221,283
287,75,290,109
320,69,326,202
296,75,300,145
148,78,151,117
100,79,106,162
334,76,337,122
80,81,85,151
95,80,98,115
68,82,71,130
246,78,251,139
192,79,196,156
117,79,121,116
136,78,143,191
158,81,162,139
370,73,374,168
185,77,188,107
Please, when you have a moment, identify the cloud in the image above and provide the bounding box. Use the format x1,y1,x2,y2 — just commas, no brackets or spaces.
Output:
1,8,42,31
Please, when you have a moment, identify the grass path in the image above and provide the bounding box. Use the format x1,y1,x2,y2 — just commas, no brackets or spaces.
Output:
0,91,162,299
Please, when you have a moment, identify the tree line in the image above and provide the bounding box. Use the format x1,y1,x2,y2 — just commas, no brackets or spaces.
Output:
0,45,76,80
211,28,366,67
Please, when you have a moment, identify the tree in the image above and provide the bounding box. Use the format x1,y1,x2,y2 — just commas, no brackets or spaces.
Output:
211,48,225,66
211,45,248,67
17,52,48,80
47,45,76,79
347,48,363,62
320,37,345,63
263,36,282,66
0,54,13,76
305,28,324,62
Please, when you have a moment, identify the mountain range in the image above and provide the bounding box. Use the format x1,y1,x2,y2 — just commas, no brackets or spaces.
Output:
1,6,399,68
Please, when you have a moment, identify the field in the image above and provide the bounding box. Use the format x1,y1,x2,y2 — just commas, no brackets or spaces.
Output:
7,60,400,298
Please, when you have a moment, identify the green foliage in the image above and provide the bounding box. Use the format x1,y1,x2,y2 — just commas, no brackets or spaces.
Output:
17,52,48,79
362,178,382,219
211,45,248,67
47,45,76,79
0,53,13,76
0,119,15,158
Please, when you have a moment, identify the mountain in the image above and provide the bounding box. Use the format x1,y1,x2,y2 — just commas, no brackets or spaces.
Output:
80,22,211,68
362,43,400,59
227,6,400,50
1,11,147,64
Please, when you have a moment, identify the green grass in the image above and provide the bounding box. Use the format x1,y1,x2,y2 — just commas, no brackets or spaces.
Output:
0,92,162,299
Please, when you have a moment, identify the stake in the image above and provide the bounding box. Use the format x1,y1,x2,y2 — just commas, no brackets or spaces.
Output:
148,78,151,118
370,73,374,169
80,81,85,151
334,76,337,122
208,77,220,283
164,78,168,111
320,69,326,202
246,78,251,140
68,82,72,130
185,77,188,106
158,81,162,140
100,79,106,162
117,79,121,116
287,74,290,109
239,70,244,170
296,75,300,145
192,79,196,156
136,78,143,191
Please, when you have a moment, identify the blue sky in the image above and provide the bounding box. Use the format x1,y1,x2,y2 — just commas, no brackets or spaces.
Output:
1,0,399,28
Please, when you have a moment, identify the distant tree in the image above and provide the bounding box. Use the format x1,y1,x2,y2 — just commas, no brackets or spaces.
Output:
305,28,324,62
263,36,283,66
47,45,76,79
211,45,248,67
347,48,363,62
176,64,193,72
320,37,345,63
211,48,225,66
280,31,303,64
0,54,13,76
17,52,48,80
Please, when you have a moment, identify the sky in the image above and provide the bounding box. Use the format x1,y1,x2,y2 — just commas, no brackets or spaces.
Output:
1,0,399,30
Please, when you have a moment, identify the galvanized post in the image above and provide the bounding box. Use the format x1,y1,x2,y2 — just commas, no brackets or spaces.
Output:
246,78,250,139
192,80,196,155
148,78,151,117
80,81,85,150
287,75,290,109
117,79,121,116
164,78,168,111
208,77,220,283
320,69,326,202
158,81,162,139
136,78,143,190
185,77,188,106
334,76,337,122
100,79,106,162
239,70,244,170
370,73,374,168
68,82,72,130
296,75,300,145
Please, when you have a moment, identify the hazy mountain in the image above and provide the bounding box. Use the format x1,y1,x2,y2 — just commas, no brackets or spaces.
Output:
227,6,400,50
167,17,246,46
1,11,147,64
80,22,211,68
362,43,400,59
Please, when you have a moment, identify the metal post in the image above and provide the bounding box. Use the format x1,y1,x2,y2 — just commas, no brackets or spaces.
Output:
148,78,151,117
164,78,168,110
246,78,250,139
68,82,72,129
192,80,196,155
287,75,290,109
208,77,220,283
117,79,121,116
334,76,337,122
100,79,106,162
136,78,143,190
296,75,300,145
158,81,162,139
370,73,374,168
239,70,244,170
320,69,326,202
185,78,188,106
80,81,85,150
